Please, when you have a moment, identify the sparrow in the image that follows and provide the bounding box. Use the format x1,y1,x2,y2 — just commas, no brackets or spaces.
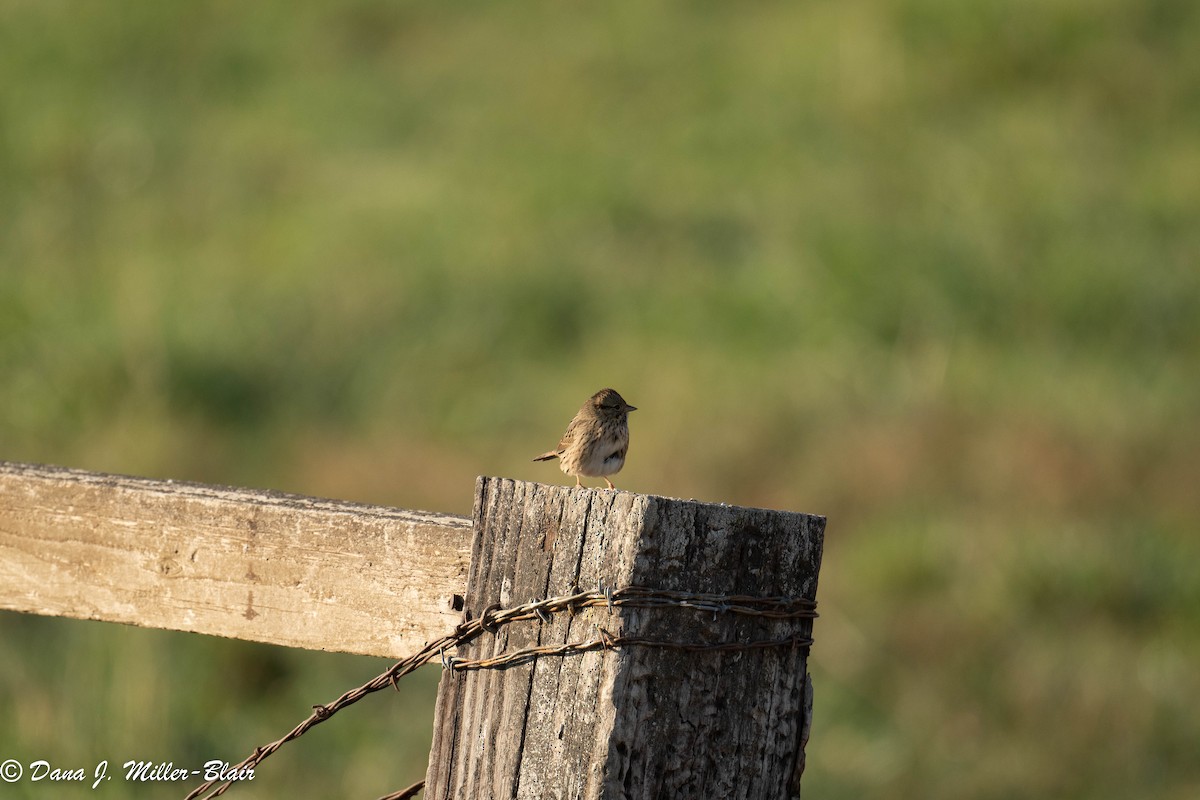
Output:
533,388,636,489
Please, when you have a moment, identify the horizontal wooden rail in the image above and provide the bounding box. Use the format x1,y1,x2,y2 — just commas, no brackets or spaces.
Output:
0,461,472,658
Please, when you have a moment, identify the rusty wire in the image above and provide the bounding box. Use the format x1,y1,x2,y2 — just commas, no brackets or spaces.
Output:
183,584,817,800
449,629,813,671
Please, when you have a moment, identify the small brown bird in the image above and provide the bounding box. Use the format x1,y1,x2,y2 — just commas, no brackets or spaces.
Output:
533,388,636,489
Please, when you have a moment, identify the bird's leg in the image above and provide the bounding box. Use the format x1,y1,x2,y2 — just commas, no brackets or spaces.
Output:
575,475,582,488
604,477,615,490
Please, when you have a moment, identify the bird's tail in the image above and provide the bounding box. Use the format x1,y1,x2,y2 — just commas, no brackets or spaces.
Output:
532,451,559,462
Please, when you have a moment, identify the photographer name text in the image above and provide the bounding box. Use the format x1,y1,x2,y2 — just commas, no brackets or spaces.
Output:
0,758,253,788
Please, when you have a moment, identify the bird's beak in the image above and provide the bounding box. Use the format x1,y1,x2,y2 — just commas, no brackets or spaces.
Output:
626,404,637,412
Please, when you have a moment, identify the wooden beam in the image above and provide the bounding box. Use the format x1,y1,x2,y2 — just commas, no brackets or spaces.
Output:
0,461,472,659
424,478,825,799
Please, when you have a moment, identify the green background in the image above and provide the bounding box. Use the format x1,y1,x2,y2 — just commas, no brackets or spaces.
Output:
2,1,1198,797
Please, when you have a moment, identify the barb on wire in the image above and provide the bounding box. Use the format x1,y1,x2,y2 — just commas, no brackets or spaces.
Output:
183,584,817,800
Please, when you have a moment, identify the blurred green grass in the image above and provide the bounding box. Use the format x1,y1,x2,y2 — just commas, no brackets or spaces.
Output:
1,0,1198,797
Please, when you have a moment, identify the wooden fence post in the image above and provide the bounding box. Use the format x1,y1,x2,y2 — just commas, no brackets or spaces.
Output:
425,478,825,799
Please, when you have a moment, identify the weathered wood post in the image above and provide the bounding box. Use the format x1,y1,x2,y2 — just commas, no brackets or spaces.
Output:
425,478,825,799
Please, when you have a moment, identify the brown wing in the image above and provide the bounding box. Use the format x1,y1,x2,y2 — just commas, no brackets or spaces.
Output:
532,415,582,461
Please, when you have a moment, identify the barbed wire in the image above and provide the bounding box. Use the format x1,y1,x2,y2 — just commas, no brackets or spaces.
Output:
450,629,813,671
184,583,817,800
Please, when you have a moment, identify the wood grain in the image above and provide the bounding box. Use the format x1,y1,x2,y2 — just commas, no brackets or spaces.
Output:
0,461,472,658
425,477,825,799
